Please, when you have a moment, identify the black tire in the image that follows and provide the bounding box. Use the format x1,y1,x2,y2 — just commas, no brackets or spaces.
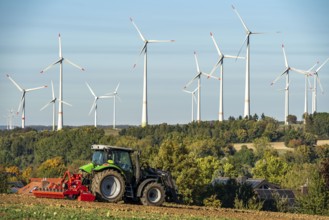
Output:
91,169,125,202
141,182,165,206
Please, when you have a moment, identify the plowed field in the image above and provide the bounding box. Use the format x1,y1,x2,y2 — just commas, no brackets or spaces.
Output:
1,194,329,220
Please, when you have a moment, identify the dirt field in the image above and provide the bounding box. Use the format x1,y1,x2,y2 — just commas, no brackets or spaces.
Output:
1,194,329,220
233,140,329,151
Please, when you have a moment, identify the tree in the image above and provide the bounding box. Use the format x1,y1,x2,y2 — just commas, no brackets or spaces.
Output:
287,115,297,124
36,157,66,178
252,152,290,185
296,165,329,215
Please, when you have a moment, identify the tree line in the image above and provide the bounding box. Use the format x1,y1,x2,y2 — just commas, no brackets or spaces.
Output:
0,113,329,215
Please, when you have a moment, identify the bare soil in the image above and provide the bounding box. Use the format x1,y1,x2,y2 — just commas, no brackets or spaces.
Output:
1,194,329,220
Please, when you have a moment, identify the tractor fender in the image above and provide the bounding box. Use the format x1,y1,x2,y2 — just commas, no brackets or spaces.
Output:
136,178,157,197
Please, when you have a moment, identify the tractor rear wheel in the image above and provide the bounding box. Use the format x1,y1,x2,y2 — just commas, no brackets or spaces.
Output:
91,169,125,202
141,182,165,206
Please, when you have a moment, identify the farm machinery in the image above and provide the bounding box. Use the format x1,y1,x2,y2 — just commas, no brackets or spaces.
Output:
33,145,180,206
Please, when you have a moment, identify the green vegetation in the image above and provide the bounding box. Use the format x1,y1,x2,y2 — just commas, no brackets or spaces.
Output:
1,113,329,215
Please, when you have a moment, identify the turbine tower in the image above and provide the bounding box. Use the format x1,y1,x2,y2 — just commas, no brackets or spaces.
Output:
183,87,198,122
309,57,329,113
232,5,265,119
40,80,72,131
130,17,174,127
107,83,120,129
209,32,243,121
184,52,216,123
40,33,85,130
271,44,310,125
86,82,112,127
6,74,47,128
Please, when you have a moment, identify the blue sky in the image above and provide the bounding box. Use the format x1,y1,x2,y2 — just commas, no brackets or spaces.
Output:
1,0,328,127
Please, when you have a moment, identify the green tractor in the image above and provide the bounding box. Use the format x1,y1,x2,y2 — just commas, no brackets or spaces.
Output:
79,145,179,206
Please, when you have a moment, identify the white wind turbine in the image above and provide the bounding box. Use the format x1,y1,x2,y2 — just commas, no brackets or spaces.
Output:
86,82,112,128
209,32,244,121
183,87,198,122
40,33,85,130
184,52,217,123
271,44,310,125
130,17,175,127
4,109,15,130
6,74,47,128
107,83,120,129
232,5,267,119
309,57,329,113
40,80,72,131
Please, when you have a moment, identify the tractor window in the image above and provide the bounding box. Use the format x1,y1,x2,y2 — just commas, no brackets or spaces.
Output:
92,151,105,165
112,150,132,172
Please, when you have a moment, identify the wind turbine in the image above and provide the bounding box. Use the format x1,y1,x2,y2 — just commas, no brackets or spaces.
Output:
107,83,120,129
130,17,174,127
40,33,85,130
86,82,112,128
232,5,267,119
309,57,329,113
4,109,15,130
184,52,215,123
271,44,310,125
40,80,72,131
209,32,243,121
6,74,47,128
183,87,198,122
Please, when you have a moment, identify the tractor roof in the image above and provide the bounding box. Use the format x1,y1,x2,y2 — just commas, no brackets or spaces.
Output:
91,144,135,152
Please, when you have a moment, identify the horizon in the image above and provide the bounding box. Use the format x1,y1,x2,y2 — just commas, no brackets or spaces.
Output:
1,0,328,128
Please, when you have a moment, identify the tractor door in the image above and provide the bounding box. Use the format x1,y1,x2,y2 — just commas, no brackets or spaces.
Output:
112,150,134,184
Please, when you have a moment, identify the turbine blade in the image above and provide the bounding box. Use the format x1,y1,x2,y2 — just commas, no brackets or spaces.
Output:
58,33,62,57
25,85,47,92
232,5,249,33
271,69,288,86
224,55,244,59
209,61,220,76
40,102,51,111
17,94,24,113
184,75,199,89
202,72,221,80
290,67,309,75
89,100,96,115
130,17,146,42
236,35,248,59
132,44,146,69
315,57,329,73
99,95,113,99
282,44,289,68
86,82,96,97
316,75,324,94
115,83,120,93
60,100,72,106
40,59,62,73
210,32,223,56
6,74,23,92
194,51,200,73
148,40,175,43
308,62,319,72
64,58,85,71
182,89,193,94
51,80,55,99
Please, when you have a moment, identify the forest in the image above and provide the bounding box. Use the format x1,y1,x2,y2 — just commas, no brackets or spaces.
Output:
0,112,329,215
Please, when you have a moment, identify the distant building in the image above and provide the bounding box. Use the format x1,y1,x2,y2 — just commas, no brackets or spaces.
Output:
212,177,295,205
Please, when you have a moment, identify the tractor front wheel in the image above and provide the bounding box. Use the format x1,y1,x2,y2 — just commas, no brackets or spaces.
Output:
141,182,165,206
91,169,125,202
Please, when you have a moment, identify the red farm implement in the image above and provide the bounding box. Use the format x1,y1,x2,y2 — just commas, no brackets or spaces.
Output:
32,170,95,202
